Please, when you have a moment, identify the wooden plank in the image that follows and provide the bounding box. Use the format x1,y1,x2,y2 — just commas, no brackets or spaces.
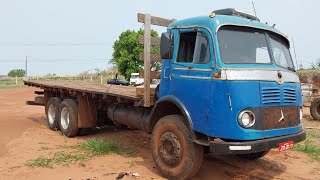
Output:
23,80,141,101
136,86,156,97
139,53,162,62
143,14,151,107
139,71,161,79
139,36,160,46
138,13,175,27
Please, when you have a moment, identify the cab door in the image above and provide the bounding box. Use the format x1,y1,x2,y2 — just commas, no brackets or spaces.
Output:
168,28,214,134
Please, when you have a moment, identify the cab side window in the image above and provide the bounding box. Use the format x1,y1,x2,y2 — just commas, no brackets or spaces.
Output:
177,31,210,64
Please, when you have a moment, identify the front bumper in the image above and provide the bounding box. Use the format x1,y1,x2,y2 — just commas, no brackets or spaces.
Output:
209,130,306,154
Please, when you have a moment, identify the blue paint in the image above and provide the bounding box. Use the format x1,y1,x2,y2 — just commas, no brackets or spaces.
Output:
159,14,302,141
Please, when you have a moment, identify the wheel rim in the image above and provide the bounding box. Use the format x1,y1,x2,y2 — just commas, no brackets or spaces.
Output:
60,107,70,130
158,131,182,167
48,104,56,124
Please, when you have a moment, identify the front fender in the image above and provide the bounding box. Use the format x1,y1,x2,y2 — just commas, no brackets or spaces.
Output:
147,95,193,133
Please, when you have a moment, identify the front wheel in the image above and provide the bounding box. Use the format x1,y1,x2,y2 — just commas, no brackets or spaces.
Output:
151,115,203,180
236,150,270,160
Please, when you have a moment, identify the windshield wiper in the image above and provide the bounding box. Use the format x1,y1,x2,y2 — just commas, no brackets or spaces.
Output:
287,67,296,72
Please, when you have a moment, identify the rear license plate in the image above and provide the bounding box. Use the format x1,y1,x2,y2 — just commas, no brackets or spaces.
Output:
278,141,294,152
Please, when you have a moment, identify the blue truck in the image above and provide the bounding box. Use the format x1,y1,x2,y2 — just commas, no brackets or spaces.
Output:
25,9,306,180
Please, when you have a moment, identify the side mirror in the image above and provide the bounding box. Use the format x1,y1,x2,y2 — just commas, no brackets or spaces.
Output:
160,32,174,59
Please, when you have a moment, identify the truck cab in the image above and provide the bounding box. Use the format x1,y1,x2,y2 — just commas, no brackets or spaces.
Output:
150,9,306,179
130,73,144,86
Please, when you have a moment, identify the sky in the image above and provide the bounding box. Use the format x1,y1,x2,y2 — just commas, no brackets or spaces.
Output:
0,0,318,76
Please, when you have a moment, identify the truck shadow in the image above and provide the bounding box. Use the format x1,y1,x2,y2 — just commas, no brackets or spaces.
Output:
26,116,287,179
28,115,47,126
192,154,286,180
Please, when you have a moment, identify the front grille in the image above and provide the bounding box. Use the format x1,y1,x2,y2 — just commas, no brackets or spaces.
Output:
283,88,297,104
261,87,281,104
261,87,297,105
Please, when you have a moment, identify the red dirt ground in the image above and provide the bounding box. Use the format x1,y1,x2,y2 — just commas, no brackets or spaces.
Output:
0,88,319,180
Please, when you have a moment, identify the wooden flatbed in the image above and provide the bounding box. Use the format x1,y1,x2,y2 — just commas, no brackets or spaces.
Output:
24,80,142,101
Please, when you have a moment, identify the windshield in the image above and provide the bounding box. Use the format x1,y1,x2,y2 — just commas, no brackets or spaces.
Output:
218,26,271,64
269,34,294,70
131,75,139,79
218,26,294,70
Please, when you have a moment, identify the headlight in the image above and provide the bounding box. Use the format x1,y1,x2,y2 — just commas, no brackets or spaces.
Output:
299,108,303,120
238,110,255,128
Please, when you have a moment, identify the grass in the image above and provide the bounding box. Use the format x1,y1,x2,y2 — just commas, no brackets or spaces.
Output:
40,146,51,150
294,130,320,161
76,139,119,155
0,78,25,89
26,156,53,168
75,139,136,156
52,152,88,166
26,139,137,168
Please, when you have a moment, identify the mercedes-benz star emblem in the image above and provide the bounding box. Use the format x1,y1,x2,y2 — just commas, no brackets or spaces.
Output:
278,110,285,122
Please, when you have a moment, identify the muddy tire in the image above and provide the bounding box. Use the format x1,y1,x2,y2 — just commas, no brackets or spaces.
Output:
46,97,61,130
59,99,79,137
310,98,320,120
237,150,270,160
151,115,204,180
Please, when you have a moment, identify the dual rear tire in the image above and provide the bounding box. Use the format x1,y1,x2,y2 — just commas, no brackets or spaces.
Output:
46,98,79,137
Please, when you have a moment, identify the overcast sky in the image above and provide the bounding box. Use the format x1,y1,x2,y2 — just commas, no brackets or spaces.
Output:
0,0,318,76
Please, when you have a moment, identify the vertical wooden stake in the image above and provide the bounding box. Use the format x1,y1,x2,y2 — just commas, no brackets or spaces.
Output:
15,76,18,85
144,14,151,107
100,75,103,84
90,76,93,82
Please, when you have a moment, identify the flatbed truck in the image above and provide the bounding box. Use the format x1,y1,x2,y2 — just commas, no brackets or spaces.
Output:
24,9,306,179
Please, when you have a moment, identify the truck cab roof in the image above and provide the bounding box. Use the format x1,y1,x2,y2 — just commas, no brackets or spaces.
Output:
168,9,288,44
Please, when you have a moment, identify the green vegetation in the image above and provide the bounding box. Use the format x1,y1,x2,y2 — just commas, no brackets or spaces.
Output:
76,139,120,155
40,146,51,150
0,77,25,89
25,152,88,168
111,29,160,80
26,156,53,168
295,130,320,161
7,69,25,77
26,139,137,168
53,152,88,166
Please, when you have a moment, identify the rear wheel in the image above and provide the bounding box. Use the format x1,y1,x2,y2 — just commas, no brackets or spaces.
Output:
151,115,203,180
237,150,270,160
310,98,320,120
59,99,79,137
46,97,61,130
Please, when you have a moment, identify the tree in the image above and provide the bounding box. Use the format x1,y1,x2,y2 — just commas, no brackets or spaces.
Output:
7,69,25,77
111,29,159,80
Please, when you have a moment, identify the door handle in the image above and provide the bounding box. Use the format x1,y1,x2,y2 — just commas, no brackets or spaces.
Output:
164,67,170,79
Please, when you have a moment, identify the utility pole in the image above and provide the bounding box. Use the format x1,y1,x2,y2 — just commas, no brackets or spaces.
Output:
25,56,28,77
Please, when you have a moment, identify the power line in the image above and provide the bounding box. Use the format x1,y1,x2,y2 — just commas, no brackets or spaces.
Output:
0,61,110,64
0,42,114,46
0,57,111,62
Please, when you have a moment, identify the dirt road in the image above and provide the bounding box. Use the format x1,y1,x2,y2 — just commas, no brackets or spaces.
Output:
0,88,319,180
